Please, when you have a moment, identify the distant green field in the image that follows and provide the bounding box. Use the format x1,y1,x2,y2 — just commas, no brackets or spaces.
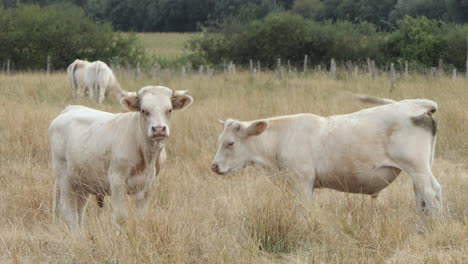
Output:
134,33,196,57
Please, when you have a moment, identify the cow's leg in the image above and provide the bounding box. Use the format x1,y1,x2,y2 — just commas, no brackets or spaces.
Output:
135,171,159,216
292,169,316,204
60,182,80,229
301,176,315,203
98,85,105,104
109,172,128,224
51,155,67,221
389,128,442,230
77,193,91,226
406,167,442,218
76,84,85,98
135,190,151,216
87,85,94,101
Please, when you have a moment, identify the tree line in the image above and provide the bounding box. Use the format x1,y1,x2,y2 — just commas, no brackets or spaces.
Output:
189,12,468,70
0,3,144,70
1,0,467,32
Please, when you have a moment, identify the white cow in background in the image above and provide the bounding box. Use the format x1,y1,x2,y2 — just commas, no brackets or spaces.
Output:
85,60,128,104
66,59,90,99
66,59,128,103
49,86,193,229
211,98,442,227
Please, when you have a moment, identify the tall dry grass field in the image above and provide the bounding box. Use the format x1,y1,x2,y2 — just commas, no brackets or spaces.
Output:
0,71,467,263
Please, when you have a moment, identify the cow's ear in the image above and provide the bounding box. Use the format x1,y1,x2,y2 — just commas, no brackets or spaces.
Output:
245,120,268,136
218,120,225,126
172,91,193,111
120,95,139,112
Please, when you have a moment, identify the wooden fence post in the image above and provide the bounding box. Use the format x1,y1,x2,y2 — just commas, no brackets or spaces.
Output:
47,55,51,74
277,58,282,79
249,59,253,73
405,61,409,76
287,60,291,73
330,58,336,80
466,34,468,79
371,60,376,78
152,63,160,79
257,61,261,73
452,68,457,79
199,65,204,75
181,65,186,78
367,58,372,76
207,68,214,79
136,63,141,79
438,59,443,76
303,55,308,73
6,59,10,75
390,63,396,82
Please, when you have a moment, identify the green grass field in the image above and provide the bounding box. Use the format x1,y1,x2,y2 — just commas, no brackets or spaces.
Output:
134,32,195,57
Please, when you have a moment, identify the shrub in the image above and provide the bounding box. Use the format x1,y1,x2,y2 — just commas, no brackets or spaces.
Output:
189,13,468,71
0,3,145,71
189,12,384,68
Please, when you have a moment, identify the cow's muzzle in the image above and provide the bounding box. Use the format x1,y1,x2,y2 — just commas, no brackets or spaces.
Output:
152,126,168,138
210,163,224,175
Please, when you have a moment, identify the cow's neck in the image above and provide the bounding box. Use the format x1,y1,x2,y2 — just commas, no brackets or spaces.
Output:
132,113,165,160
249,124,282,170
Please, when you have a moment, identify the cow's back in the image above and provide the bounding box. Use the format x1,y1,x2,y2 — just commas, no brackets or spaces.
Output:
49,106,115,157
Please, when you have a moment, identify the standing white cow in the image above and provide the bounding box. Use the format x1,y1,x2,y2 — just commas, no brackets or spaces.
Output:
85,60,127,104
211,99,442,225
67,59,90,99
49,86,193,229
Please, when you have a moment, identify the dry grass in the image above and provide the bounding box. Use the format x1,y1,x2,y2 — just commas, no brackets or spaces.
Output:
0,71,467,263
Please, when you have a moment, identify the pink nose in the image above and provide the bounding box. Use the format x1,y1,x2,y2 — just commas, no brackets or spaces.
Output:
152,126,167,137
211,163,223,175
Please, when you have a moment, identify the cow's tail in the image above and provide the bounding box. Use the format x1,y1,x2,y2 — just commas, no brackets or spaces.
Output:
68,61,79,98
95,62,101,101
355,94,396,105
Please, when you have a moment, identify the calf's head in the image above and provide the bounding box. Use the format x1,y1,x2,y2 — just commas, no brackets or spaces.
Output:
120,86,193,140
211,119,268,175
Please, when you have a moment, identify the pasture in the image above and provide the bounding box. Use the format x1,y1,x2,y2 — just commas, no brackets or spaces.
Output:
135,32,194,56
0,71,467,263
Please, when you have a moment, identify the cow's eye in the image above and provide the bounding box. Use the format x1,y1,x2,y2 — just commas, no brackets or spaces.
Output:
227,142,234,148
141,109,150,116
167,109,172,115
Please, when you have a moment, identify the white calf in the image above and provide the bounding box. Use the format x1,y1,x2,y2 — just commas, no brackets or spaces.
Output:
49,86,193,228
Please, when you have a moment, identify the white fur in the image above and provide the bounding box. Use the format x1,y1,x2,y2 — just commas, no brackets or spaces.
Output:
66,59,90,99
212,99,442,224
85,60,127,104
49,86,193,229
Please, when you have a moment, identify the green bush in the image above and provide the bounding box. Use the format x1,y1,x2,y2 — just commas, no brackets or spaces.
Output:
383,16,444,67
0,3,145,71
188,12,383,68
189,13,468,70
382,16,468,69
